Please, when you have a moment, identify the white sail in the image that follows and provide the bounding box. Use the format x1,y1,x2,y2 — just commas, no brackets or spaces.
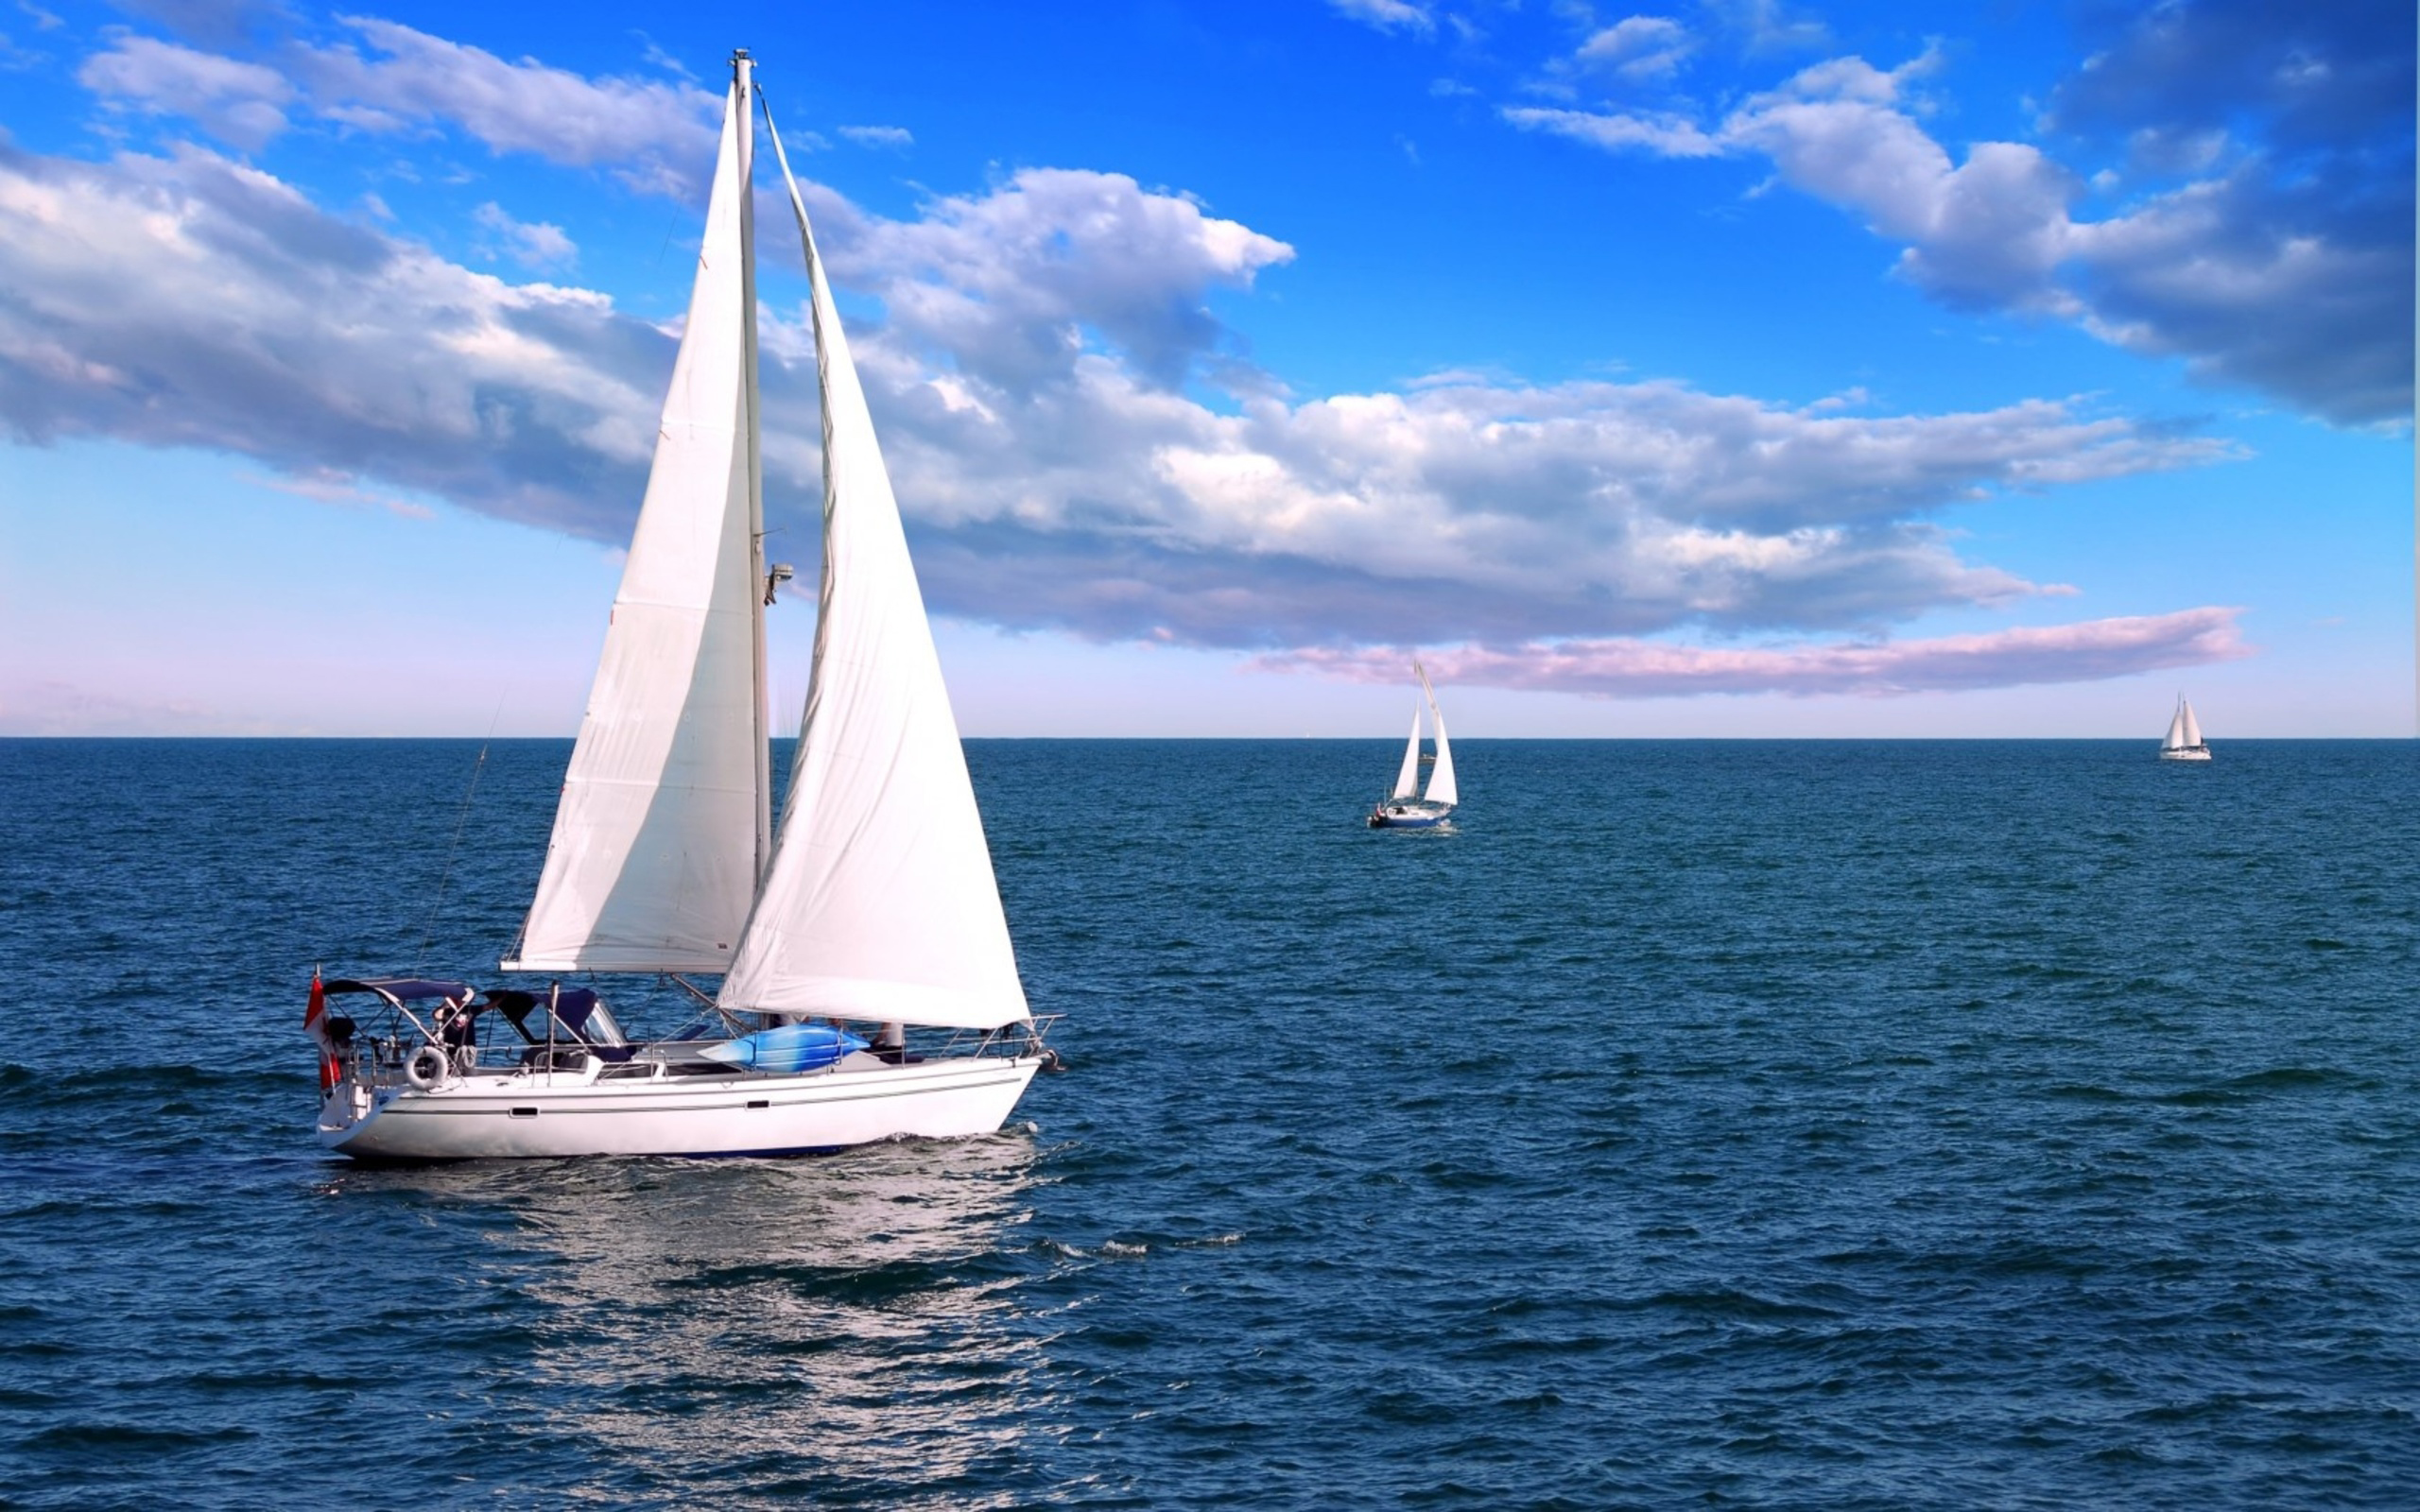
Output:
2178,699,2204,748
2163,700,2190,750
506,74,765,974
1418,661,1458,808
1392,702,1421,799
717,109,1029,1031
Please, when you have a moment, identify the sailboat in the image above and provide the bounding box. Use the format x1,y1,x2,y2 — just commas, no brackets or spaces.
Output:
306,53,1054,1160
1368,659,1458,828
2158,694,2212,762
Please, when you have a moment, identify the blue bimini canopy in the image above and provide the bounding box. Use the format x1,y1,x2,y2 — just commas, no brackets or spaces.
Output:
322,978,471,1003
479,988,625,1046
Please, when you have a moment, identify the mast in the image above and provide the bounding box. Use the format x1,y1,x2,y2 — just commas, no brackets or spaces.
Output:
1418,658,1458,808
735,48,772,882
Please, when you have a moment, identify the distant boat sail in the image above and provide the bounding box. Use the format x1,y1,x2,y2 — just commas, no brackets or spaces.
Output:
1369,659,1458,828
303,52,1056,1160
2158,695,2212,763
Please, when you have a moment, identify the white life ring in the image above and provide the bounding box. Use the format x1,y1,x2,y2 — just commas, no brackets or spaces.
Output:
406,1044,451,1090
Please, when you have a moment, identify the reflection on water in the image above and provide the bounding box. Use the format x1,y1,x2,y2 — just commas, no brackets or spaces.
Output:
325,1132,1056,1507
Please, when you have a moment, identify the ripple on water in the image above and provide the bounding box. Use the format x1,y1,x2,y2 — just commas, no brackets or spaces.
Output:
3,738,2419,1507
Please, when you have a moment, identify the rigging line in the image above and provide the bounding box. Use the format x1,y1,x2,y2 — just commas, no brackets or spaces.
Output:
414,699,503,972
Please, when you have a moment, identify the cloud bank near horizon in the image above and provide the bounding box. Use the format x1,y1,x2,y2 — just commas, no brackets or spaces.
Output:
1261,607,2253,699
2,12,2261,698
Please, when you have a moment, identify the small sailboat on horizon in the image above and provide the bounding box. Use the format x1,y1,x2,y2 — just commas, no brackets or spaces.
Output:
302,52,1054,1160
2159,694,2212,763
1369,659,1458,829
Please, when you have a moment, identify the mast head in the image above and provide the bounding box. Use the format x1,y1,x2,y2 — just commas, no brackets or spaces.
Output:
731,48,753,86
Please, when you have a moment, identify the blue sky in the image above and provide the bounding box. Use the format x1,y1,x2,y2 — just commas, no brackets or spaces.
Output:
0,0,2410,736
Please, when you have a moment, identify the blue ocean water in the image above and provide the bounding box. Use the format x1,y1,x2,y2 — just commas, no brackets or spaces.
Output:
3,737,2418,1508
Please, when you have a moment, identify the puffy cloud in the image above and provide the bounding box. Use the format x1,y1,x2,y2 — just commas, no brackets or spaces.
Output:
80,32,295,149
1329,0,1433,37
0,139,664,535
1504,105,1720,158
0,128,2233,686
865,365,2224,646
1261,607,2253,696
290,18,721,198
1505,18,2414,425
816,166,1295,393
473,200,577,270
81,16,725,196
1574,17,1696,81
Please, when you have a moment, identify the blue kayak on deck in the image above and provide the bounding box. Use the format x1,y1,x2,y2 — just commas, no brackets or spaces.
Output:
699,1022,870,1075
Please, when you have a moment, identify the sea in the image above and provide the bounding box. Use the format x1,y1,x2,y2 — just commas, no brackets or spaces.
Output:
2,737,2417,1509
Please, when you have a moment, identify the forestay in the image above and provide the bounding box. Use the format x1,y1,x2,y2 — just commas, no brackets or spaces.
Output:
506,74,767,974
1420,661,1458,808
717,105,1030,1032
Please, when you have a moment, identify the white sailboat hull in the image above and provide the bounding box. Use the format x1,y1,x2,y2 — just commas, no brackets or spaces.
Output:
2158,747,2212,762
318,1054,1043,1161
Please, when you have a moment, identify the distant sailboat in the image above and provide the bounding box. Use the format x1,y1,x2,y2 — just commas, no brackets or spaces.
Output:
303,52,1055,1160
2159,695,2212,762
1369,660,1458,828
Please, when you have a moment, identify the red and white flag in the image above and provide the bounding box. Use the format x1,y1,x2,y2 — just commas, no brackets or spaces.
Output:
305,971,338,1092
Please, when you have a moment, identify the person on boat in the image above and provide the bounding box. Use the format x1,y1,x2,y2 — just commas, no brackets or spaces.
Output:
436,997,478,1058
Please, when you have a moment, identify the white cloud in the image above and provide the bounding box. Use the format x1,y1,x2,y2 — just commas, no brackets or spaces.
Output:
241,464,431,518
1329,0,1433,37
473,200,577,270
79,16,727,197
290,17,723,198
837,124,912,150
1502,39,2412,423
1504,104,1720,158
80,32,295,148
0,127,2236,684
0,139,661,536
1574,17,1695,81
865,370,2224,647
1261,607,2252,696
818,166,1296,392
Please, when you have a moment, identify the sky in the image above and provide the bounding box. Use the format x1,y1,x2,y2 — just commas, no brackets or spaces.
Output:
0,0,2411,737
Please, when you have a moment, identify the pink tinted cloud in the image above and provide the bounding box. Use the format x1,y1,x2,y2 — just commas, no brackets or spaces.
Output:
1261,607,2251,697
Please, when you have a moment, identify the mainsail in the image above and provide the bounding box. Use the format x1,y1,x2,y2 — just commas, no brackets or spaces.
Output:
506,70,767,974
1418,660,1458,808
715,101,1029,1032
2163,697,2202,751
